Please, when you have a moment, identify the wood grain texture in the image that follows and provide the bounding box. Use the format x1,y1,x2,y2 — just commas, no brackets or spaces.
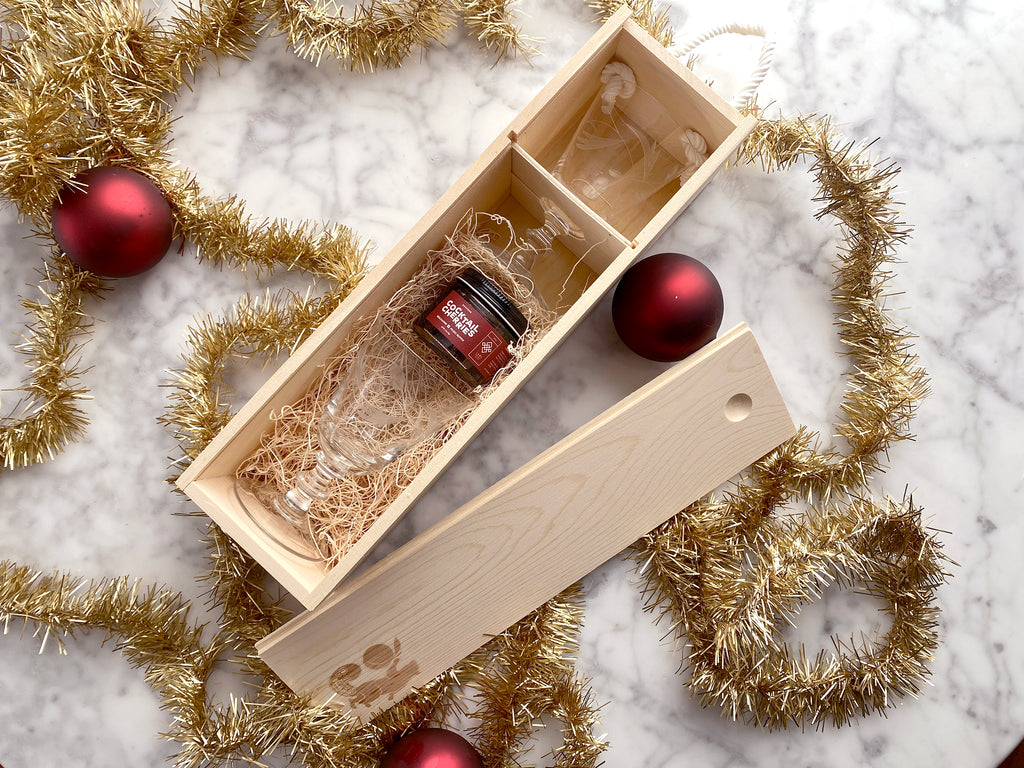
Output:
257,325,796,720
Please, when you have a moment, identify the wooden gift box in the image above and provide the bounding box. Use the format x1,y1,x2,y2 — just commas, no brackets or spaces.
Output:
177,7,758,610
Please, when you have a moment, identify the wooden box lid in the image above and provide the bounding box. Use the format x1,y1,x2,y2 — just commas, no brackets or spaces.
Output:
256,324,795,721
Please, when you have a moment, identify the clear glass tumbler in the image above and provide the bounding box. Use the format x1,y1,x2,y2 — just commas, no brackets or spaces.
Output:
235,326,472,560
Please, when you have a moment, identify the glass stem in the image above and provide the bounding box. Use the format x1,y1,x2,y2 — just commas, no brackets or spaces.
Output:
281,454,346,520
523,221,557,254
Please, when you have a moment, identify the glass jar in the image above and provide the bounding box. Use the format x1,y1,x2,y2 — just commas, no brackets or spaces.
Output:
415,267,528,388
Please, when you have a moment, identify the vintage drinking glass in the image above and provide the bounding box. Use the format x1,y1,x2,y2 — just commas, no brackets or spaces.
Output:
503,198,584,309
553,61,708,234
235,326,472,560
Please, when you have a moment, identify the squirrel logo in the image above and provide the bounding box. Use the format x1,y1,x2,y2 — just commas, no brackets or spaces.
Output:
328,638,420,707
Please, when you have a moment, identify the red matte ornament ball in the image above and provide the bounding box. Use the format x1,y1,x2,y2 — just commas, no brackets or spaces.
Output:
612,252,724,362
51,166,174,278
380,728,484,768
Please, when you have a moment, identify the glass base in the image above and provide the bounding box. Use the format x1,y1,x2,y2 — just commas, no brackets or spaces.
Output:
233,476,326,562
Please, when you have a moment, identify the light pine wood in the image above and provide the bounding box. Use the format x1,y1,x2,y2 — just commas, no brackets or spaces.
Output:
177,9,761,610
256,325,796,719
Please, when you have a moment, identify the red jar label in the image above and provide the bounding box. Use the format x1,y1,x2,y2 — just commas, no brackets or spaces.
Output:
425,290,511,381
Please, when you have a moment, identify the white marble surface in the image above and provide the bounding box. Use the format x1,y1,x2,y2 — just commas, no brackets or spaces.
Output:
1,1,1022,766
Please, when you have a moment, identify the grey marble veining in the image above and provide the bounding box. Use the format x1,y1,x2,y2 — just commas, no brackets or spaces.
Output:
2,1,1023,766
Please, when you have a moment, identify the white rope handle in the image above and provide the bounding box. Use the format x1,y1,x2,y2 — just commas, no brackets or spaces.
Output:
672,23,775,110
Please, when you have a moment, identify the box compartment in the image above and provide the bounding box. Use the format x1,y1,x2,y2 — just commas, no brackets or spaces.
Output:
513,20,747,240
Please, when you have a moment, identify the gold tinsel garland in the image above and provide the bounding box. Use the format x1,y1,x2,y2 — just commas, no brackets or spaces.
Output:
588,0,674,46
0,552,602,767
0,0,672,470
632,115,949,729
0,253,106,468
0,0,948,763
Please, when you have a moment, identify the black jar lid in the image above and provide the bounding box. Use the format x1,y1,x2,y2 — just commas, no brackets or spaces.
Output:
455,267,529,340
